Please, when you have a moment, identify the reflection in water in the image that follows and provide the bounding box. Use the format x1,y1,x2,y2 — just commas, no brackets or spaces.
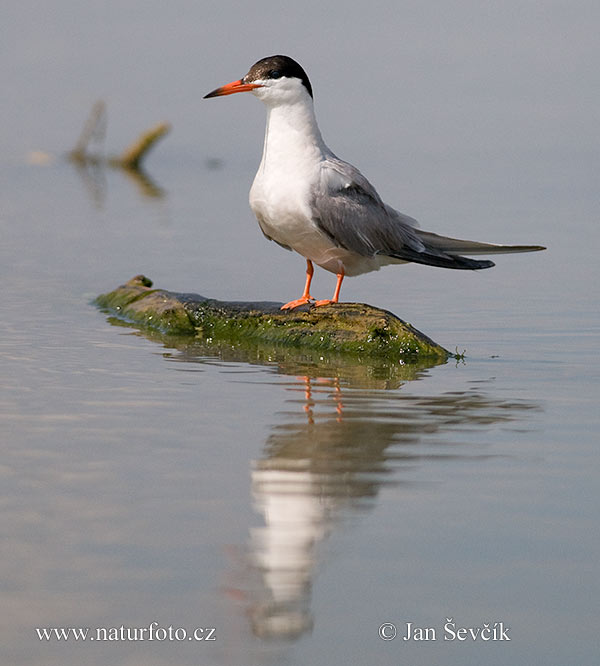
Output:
149,331,539,643
72,158,166,205
72,161,108,208
242,379,538,640
106,320,540,644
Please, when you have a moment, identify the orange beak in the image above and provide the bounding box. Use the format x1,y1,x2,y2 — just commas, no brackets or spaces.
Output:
203,79,262,98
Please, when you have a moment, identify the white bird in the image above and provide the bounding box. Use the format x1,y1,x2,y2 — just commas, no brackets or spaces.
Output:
204,55,545,310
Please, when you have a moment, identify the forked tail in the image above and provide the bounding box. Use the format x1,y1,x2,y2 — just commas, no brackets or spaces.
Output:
416,230,546,256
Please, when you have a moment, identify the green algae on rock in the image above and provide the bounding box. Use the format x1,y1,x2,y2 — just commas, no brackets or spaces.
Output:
95,275,450,360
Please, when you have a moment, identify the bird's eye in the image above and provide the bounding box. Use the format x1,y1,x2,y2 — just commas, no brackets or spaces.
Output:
270,70,282,79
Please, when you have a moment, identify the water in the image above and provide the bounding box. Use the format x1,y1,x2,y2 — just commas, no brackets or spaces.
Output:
2,3,599,665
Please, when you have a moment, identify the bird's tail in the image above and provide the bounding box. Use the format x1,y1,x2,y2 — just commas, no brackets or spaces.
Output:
415,230,546,256
386,230,545,271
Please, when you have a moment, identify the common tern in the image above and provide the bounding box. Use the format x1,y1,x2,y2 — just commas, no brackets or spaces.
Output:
205,55,545,310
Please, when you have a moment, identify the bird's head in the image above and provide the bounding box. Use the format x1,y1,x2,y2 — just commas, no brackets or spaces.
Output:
204,55,313,108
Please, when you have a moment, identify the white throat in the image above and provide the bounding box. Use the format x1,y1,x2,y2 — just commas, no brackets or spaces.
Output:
258,99,329,178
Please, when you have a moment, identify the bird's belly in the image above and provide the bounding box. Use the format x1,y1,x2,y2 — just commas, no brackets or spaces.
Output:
256,206,332,260
254,206,386,276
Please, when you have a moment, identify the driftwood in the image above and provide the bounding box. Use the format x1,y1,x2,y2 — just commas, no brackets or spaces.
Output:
116,122,170,169
68,100,170,168
95,275,451,362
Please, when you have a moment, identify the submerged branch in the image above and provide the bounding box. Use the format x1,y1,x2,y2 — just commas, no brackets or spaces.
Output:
68,101,170,170
115,122,170,169
69,100,107,162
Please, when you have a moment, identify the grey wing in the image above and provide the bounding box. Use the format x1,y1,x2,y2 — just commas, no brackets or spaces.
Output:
312,158,425,257
312,158,497,270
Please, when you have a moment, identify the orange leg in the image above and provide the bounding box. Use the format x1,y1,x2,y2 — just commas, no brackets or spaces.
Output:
314,271,344,307
280,260,315,310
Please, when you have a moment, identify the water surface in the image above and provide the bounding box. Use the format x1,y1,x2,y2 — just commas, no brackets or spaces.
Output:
2,3,599,665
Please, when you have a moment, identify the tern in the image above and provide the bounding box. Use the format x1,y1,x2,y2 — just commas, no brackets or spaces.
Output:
205,55,545,310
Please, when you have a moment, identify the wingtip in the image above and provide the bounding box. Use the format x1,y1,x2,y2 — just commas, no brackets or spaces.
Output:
515,244,547,252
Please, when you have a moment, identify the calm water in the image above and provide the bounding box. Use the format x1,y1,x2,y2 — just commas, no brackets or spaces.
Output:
2,3,599,665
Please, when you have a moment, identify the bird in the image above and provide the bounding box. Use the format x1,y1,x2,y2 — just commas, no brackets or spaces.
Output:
204,55,545,310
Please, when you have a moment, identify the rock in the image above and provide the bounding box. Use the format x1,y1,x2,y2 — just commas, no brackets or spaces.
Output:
95,275,450,360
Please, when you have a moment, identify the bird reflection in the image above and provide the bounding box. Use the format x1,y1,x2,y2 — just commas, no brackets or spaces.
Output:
232,374,539,641
299,376,344,423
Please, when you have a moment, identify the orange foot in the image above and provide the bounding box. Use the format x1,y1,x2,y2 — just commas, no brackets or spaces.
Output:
280,296,314,310
313,299,338,307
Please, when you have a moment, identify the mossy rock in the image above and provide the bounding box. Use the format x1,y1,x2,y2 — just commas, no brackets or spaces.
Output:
95,275,450,360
